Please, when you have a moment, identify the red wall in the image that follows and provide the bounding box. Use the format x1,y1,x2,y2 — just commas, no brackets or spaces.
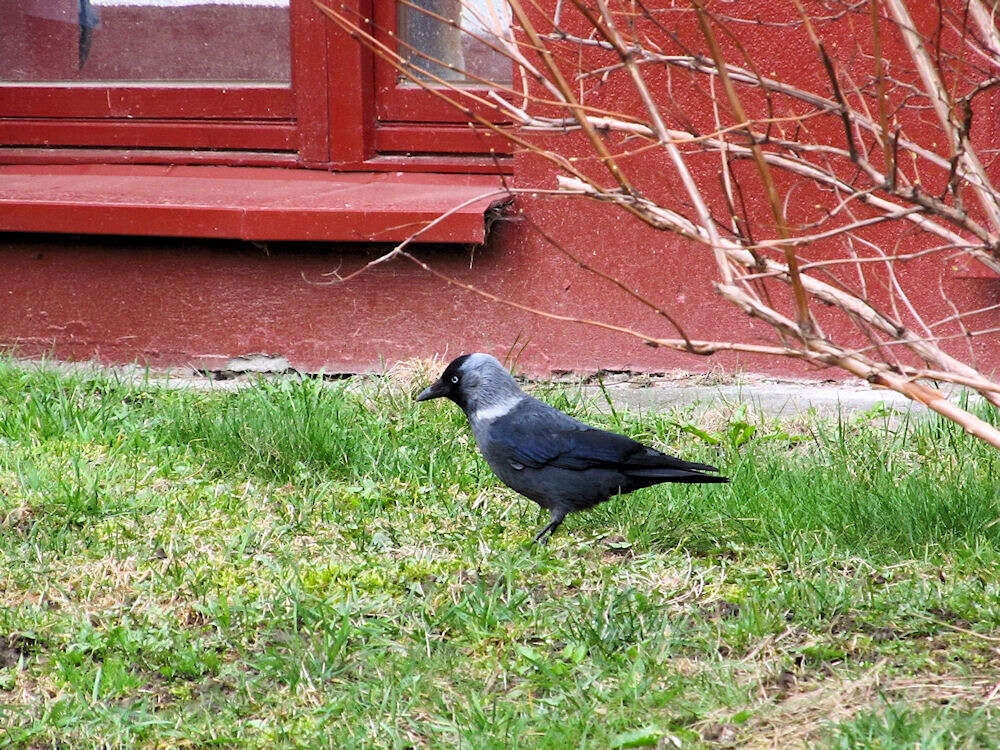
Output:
1,201,997,378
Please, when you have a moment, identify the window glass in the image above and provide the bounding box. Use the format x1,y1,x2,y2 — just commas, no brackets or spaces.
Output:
0,0,290,83
397,0,511,84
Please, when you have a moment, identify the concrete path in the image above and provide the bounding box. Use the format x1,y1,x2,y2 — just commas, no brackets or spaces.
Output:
582,379,924,418
16,358,963,418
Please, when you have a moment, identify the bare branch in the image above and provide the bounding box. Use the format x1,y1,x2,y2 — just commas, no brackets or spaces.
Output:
327,0,1000,449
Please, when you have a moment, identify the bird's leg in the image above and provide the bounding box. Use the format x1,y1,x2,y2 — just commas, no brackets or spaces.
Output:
533,509,567,543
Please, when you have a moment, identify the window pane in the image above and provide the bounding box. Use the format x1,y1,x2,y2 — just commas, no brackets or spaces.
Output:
0,0,290,83
398,0,511,84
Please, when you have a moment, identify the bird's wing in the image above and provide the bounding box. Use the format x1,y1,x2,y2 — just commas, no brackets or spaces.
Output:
492,400,721,475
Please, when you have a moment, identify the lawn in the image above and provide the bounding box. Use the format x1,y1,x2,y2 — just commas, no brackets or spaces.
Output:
0,360,998,748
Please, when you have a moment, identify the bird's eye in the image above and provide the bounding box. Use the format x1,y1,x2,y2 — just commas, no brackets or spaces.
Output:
450,375,459,384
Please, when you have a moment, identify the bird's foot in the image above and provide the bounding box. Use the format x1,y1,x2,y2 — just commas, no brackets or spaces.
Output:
532,526,553,544
532,511,566,544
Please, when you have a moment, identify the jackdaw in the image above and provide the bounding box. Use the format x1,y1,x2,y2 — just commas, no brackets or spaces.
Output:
416,353,728,541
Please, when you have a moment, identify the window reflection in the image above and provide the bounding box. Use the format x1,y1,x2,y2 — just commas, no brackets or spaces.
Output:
398,0,512,84
0,0,291,83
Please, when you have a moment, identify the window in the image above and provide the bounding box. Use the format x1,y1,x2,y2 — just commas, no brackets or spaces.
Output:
4,0,291,83
1,0,294,153
0,0,511,172
372,0,512,162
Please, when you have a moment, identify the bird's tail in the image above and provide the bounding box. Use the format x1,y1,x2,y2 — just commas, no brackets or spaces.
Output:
626,457,729,484
628,467,729,483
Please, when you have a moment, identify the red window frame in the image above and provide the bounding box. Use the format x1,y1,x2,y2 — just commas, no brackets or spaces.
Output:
369,0,511,161
0,0,510,173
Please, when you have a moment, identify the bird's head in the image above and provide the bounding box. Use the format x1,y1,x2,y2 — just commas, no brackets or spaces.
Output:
415,353,521,412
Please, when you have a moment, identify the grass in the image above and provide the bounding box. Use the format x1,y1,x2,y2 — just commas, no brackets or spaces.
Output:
0,359,998,748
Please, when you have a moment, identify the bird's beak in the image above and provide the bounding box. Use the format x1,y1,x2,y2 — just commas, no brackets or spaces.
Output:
415,379,448,401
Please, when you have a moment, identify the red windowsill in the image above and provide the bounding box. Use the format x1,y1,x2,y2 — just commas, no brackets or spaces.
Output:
0,165,508,243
